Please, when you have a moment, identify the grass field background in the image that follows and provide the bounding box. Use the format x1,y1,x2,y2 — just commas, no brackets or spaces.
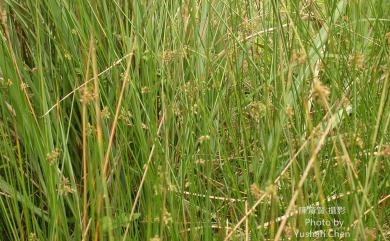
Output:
0,0,389,240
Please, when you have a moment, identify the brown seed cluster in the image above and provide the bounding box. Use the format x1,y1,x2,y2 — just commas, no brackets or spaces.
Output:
246,101,266,123
365,228,377,241
250,183,263,199
28,233,38,241
80,86,96,104
386,32,390,44
150,235,161,241
47,148,61,165
141,86,150,94
195,159,205,165
286,105,294,119
379,145,390,157
198,135,210,144
100,106,111,120
349,53,365,70
58,175,75,195
292,50,307,65
162,209,172,225
312,80,330,107
240,17,257,36
0,78,13,87
20,82,29,91
86,122,96,136
119,109,133,126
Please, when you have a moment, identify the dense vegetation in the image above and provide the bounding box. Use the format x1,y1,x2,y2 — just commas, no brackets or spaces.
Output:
0,0,389,240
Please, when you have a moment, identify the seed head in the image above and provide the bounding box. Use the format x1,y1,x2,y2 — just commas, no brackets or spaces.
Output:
80,86,96,104
161,50,175,63
312,80,330,106
141,86,150,94
58,175,75,195
47,148,61,165
195,159,205,165
250,183,263,199
286,105,294,119
100,106,111,120
355,136,364,149
265,184,277,196
197,135,210,144
29,233,38,241
87,122,96,136
162,209,172,225
365,228,377,241
150,235,161,241
386,32,390,44
20,82,29,91
246,101,266,122
119,109,133,126
292,50,307,64
349,53,365,69
141,123,148,129
379,145,390,157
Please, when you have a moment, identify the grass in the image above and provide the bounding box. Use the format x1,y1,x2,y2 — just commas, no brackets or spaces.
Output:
0,0,389,240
